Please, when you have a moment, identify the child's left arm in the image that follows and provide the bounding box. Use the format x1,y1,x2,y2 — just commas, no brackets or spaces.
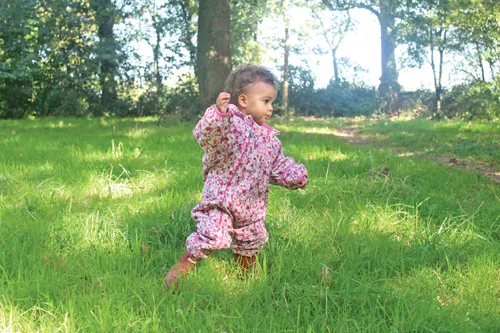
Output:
269,138,308,189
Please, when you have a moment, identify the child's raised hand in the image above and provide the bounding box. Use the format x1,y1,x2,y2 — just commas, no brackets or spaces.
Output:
216,92,230,113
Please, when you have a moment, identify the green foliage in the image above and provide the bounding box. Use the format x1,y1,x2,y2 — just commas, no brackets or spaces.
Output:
382,84,500,121
396,90,435,117
442,80,500,120
0,0,101,118
43,88,92,117
133,89,167,117
0,0,40,118
327,81,377,117
286,66,377,117
133,73,200,118
1,0,500,121
164,73,201,117
452,0,500,75
231,0,268,65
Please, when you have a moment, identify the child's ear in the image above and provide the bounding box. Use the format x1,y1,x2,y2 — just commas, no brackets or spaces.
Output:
238,94,248,108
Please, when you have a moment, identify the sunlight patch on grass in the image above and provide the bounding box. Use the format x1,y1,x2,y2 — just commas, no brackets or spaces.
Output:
394,255,500,318
0,302,72,333
398,152,417,157
81,168,172,200
84,175,135,199
40,120,77,129
351,203,491,250
0,305,33,333
78,151,110,163
304,147,348,162
38,161,54,173
52,211,129,252
125,128,151,139
76,141,146,162
275,124,340,136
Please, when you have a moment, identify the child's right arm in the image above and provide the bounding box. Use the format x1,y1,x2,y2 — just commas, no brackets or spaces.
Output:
270,138,308,190
192,92,233,156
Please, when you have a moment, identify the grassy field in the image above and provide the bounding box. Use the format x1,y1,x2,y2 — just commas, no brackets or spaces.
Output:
1,116,499,332
353,118,500,164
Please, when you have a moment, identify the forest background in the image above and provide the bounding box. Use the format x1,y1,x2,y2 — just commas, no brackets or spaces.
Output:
1,0,499,121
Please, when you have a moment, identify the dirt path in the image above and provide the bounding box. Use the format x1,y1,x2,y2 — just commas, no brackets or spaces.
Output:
333,125,500,184
331,125,371,146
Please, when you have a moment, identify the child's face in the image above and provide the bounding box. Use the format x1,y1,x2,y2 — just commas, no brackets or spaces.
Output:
238,82,277,125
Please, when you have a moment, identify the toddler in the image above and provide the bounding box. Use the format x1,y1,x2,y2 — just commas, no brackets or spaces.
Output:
165,64,308,287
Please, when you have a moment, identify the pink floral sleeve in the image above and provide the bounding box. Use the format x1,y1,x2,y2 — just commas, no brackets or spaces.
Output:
270,137,308,189
193,104,233,157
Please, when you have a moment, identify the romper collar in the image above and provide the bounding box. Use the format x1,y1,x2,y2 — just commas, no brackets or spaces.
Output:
229,104,280,136
261,123,280,136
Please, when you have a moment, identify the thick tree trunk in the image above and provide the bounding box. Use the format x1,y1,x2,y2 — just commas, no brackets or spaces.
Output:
321,0,400,111
197,0,231,110
94,0,118,114
378,0,400,115
281,0,290,113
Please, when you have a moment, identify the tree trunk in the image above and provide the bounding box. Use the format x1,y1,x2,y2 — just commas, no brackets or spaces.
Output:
437,46,444,116
430,28,446,118
476,43,485,82
197,0,231,110
332,47,339,83
320,0,400,112
281,0,290,113
378,0,400,115
94,0,118,114
488,60,495,79
153,23,162,94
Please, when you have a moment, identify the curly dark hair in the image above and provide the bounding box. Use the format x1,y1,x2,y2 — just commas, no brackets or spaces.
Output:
224,64,277,106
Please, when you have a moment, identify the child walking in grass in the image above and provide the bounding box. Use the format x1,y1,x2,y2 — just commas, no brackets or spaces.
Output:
165,64,308,288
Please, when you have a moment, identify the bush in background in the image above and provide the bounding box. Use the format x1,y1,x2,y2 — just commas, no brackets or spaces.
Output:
129,73,201,119
396,89,435,118
2,65,498,121
442,80,500,120
286,66,377,117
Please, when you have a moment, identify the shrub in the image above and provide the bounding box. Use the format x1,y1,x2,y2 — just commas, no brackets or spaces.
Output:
285,66,377,118
442,80,500,120
396,89,435,118
42,88,91,117
164,73,201,119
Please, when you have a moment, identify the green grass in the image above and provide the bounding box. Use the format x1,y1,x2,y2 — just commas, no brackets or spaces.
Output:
1,116,499,332
354,118,500,164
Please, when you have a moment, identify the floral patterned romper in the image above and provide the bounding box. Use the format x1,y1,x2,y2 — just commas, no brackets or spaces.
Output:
185,104,308,261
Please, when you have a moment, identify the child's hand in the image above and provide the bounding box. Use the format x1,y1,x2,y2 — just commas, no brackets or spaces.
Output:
216,92,230,113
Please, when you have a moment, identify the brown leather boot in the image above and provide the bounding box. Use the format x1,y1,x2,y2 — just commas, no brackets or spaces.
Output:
234,253,257,273
164,252,197,288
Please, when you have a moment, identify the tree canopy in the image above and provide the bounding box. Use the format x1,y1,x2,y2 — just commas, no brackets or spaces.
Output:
0,0,498,119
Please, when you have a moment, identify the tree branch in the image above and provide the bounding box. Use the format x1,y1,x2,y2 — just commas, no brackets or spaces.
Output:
322,0,380,21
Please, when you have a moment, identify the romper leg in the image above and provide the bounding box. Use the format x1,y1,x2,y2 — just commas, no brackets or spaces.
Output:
232,219,269,257
185,207,233,261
